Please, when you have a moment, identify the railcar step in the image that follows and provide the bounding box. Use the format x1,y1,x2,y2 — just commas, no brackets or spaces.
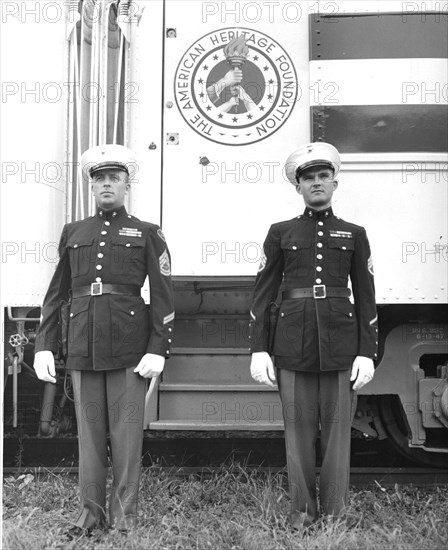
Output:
171,347,251,355
159,383,278,392
148,419,284,431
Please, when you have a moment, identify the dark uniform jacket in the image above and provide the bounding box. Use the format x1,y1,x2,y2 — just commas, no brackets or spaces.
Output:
35,206,175,371
248,206,377,371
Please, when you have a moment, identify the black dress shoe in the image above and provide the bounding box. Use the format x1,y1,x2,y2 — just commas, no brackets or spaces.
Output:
65,526,93,540
291,513,314,534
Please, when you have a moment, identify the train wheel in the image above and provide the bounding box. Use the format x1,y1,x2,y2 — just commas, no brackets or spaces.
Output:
377,395,448,468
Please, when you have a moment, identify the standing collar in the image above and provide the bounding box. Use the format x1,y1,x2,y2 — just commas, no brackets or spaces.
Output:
303,206,334,220
96,204,127,220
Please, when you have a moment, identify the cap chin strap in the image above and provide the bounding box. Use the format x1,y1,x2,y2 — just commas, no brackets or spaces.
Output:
90,163,129,176
296,160,334,180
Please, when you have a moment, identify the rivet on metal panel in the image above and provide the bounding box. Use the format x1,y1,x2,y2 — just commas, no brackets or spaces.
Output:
148,142,157,150
166,101,174,109
166,28,177,38
199,156,210,166
166,133,179,145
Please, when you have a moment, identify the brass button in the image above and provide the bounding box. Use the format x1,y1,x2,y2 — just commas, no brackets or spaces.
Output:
316,266,322,272
318,221,324,226
96,265,103,270
317,254,323,260
96,277,102,282
317,243,323,248
97,253,103,258
100,241,106,247
105,221,110,226
315,278,322,284
101,231,107,235
318,231,324,237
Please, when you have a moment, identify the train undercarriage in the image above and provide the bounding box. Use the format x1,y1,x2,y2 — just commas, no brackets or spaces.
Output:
4,278,448,469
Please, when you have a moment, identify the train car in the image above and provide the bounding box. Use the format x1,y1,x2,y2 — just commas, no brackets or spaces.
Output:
2,0,447,468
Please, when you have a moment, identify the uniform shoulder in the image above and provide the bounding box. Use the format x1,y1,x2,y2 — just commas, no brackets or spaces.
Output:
333,216,366,234
270,216,301,231
63,216,96,234
124,214,159,230
65,216,94,229
125,215,167,241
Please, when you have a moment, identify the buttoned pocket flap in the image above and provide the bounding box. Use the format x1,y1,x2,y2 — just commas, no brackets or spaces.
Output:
329,299,355,318
66,239,94,249
279,299,306,317
109,295,146,315
110,237,145,248
109,296,149,356
327,239,355,251
281,238,312,251
69,297,90,318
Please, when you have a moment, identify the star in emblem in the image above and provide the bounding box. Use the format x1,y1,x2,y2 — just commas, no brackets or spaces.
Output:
268,79,274,84
198,78,203,84
218,113,223,119
206,105,212,111
253,55,259,61
267,94,273,100
247,114,253,119
263,66,269,71
232,117,238,123
199,92,204,98
213,55,218,60
203,65,209,70
259,105,265,111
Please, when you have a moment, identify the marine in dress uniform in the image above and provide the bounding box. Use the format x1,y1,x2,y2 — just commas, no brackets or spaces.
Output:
248,142,378,531
33,145,175,534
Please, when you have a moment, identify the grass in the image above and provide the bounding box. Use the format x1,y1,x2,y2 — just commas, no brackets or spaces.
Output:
3,465,448,550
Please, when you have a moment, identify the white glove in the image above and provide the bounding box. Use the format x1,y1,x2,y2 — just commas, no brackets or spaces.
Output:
350,356,374,391
134,353,165,378
33,351,56,384
250,352,276,387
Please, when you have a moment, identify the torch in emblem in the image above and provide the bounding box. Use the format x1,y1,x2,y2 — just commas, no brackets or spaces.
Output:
223,35,249,113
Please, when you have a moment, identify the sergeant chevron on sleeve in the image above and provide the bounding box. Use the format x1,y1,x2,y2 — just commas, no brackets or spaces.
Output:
248,141,377,532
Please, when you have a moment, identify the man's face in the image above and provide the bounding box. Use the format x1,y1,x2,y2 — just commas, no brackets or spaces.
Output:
91,168,129,210
296,165,338,210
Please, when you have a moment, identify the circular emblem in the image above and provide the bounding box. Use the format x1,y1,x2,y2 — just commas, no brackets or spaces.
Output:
174,28,299,146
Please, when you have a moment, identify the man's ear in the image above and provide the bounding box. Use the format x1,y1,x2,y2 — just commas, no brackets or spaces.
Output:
333,179,338,191
295,184,302,195
125,182,131,193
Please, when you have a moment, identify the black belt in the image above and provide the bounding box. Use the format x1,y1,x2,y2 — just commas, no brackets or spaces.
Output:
283,285,351,300
72,283,141,298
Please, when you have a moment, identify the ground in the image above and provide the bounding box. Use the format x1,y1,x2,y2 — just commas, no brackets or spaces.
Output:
3,466,448,550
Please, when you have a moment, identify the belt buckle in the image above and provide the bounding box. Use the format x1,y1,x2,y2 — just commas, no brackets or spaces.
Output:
91,282,103,296
313,284,326,299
